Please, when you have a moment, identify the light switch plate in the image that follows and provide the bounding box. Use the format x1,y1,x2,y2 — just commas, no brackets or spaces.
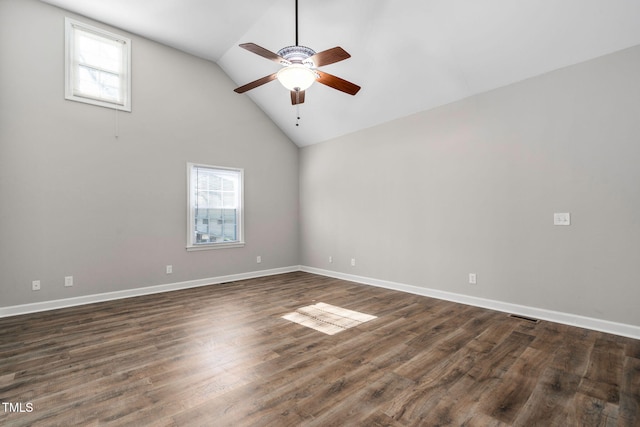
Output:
554,213,571,226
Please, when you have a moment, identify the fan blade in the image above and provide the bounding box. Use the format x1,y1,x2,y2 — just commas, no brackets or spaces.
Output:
316,70,361,96
239,43,289,65
309,47,351,67
234,73,278,94
290,90,305,105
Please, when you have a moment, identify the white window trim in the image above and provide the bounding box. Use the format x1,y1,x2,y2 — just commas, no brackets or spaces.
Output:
64,17,132,112
186,163,245,251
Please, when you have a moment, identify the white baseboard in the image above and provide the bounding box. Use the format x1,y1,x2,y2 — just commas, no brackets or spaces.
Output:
0,266,301,319
301,266,640,340
4,265,639,340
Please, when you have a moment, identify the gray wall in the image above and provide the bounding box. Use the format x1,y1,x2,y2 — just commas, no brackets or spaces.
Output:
300,45,640,327
0,0,299,306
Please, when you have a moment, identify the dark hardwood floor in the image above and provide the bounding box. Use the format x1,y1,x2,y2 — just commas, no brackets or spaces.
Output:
1,272,639,426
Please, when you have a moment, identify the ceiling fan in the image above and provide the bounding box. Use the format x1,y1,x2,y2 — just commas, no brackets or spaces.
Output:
233,0,361,105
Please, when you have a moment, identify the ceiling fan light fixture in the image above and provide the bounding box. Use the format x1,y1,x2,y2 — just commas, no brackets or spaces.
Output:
233,0,360,103
276,64,316,91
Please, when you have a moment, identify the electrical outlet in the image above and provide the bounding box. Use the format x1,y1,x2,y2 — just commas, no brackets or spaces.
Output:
32,280,41,291
351,258,356,267
553,213,571,226
65,276,73,287
329,256,333,263
166,265,173,274
469,273,477,285
256,255,262,264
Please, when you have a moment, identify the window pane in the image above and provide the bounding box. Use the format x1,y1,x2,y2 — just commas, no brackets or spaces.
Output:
189,165,242,247
75,34,123,102
75,30,123,73
222,192,236,207
222,177,235,191
77,66,121,102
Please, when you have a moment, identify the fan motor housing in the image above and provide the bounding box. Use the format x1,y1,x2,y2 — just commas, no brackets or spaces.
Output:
277,45,316,67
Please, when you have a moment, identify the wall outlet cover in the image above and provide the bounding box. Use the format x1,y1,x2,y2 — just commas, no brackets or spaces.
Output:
554,213,571,226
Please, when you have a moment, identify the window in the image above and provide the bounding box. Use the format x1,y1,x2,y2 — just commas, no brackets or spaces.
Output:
65,18,131,111
187,164,244,250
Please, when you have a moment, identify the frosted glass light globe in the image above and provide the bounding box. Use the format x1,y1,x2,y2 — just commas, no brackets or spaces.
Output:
277,64,316,91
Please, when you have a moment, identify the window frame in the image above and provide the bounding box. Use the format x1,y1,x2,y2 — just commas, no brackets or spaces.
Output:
186,163,245,251
64,17,132,112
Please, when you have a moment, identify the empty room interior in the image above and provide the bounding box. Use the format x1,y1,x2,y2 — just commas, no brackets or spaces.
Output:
1,0,640,425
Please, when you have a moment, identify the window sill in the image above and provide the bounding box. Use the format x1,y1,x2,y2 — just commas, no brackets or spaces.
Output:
65,93,132,112
186,241,245,252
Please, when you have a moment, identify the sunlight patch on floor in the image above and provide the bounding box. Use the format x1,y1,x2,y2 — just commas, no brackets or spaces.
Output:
282,302,377,335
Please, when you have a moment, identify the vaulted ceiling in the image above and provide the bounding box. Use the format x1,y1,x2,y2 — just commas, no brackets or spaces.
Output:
40,0,640,146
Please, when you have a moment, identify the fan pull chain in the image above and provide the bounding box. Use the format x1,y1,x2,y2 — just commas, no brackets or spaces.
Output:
296,103,301,126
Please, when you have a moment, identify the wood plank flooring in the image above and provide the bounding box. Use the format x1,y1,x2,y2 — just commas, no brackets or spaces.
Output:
1,271,639,426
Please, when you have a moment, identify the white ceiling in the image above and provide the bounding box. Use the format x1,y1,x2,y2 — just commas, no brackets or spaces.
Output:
40,0,640,147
